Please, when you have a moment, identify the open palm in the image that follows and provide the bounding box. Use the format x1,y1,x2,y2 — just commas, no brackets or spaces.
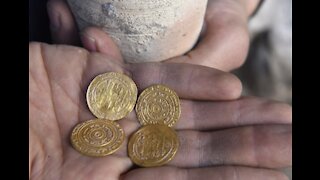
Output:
29,42,291,180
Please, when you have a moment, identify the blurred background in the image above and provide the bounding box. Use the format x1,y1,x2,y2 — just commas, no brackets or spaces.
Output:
235,0,292,105
235,0,292,178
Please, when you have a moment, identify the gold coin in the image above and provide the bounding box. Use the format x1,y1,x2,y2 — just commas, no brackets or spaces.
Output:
71,119,125,157
136,84,181,127
86,72,138,120
128,125,179,167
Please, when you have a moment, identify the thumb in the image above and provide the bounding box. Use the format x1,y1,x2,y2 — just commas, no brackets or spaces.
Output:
80,27,123,62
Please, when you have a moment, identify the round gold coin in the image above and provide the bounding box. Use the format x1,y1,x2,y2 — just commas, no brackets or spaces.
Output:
136,84,181,127
128,125,179,167
71,119,125,157
86,72,138,120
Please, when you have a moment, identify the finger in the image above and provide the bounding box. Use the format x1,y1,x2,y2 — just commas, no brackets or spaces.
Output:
165,0,250,71
80,27,123,62
171,125,292,168
123,166,289,180
47,0,80,45
176,97,292,130
237,0,262,17
129,63,242,100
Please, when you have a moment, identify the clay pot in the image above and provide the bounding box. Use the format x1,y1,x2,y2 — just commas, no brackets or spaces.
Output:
67,0,208,63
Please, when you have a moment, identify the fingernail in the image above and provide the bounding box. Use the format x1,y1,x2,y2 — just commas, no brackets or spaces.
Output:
80,33,97,51
47,2,61,32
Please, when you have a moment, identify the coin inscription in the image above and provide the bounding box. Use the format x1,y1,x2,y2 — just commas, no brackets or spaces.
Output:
87,72,138,120
128,125,179,167
136,84,181,127
71,119,125,157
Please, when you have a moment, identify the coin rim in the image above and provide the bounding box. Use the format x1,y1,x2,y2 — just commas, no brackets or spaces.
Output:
128,124,179,167
71,119,125,157
86,72,138,120
135,84,181,127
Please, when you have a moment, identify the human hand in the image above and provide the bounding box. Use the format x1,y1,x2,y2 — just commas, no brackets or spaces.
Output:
47,0,261,71
29,41,291,180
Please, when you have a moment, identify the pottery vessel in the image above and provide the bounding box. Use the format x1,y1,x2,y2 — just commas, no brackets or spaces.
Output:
67,0,208,63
